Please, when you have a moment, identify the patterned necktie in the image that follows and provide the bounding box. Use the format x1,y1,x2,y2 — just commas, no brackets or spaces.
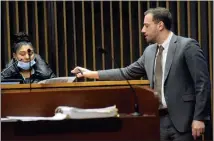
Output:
154,45,164,108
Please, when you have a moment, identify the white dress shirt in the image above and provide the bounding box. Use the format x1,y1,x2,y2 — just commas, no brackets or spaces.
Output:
155,32,173,108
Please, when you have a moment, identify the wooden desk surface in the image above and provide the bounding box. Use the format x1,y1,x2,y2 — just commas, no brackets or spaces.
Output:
1,80,150,90
1,80,156,117
1,80,159,140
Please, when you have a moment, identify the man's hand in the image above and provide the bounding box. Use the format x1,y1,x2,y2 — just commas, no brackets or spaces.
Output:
71,66,90,78
71,66,99,79
192,120,205,140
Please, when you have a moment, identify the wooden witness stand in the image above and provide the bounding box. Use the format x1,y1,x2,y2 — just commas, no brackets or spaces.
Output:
1,80,160,141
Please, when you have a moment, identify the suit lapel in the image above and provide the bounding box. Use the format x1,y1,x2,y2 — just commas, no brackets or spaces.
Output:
164,35,178,83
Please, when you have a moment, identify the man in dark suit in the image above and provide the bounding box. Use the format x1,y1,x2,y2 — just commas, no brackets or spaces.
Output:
71,7,210,141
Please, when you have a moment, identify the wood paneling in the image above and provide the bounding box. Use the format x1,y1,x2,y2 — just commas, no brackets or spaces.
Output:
1,1,213,82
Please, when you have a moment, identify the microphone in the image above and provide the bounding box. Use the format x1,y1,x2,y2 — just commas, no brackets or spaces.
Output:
27,49,32,91
97,47,141,116
1,59,20,75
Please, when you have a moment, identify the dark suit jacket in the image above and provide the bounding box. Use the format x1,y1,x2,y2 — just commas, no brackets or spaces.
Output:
1,54,56,83
98,34,211,132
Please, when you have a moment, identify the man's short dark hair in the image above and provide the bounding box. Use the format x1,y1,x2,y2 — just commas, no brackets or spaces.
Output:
144,7,172,30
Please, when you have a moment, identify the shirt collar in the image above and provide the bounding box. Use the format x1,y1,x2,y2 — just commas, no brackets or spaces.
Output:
158,31,173,50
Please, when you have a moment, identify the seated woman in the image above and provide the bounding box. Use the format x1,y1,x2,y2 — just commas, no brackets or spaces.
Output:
1,32,56,83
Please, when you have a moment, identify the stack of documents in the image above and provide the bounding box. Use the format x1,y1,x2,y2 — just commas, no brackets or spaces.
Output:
55,105,119,119
2,105,119,122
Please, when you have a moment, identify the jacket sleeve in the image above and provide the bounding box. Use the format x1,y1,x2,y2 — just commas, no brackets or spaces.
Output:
98,53,147,81
184,39,211,121
1,59,19,79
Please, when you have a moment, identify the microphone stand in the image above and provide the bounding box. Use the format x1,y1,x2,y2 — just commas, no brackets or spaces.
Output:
28,49,32,92
97,47,141,116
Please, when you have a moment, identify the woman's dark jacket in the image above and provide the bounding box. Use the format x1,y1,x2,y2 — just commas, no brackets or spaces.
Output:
1,54,56,83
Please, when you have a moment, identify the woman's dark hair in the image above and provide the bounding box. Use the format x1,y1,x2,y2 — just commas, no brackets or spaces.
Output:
12,32,34,53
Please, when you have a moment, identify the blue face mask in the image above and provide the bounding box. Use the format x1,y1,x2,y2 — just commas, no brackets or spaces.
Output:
17,59,36,70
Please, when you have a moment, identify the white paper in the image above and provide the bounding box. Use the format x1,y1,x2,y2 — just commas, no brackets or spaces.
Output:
6,113,67,121
38,77,76,84
3,106,119,122
1,118,18,122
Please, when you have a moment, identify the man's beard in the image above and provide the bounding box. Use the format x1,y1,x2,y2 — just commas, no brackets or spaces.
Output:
146,38,156,44
145,34,158,44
